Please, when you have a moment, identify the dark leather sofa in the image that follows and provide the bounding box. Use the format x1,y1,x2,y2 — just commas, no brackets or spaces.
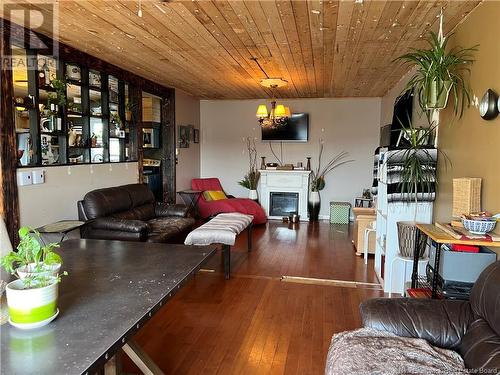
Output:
361,261,500,371
78,184,195,243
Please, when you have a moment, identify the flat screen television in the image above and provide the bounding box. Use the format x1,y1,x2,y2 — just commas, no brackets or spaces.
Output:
261,113,309,142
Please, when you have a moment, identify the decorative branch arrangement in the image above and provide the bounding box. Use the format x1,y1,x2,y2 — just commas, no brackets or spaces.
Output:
310,140,354,192
238,137,260,190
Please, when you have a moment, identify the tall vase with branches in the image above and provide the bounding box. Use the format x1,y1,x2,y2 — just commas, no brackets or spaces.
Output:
308,141,353,221
238,137,260,200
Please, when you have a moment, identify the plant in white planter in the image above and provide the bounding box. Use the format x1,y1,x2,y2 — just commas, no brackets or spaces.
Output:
395,30,476,118
1,227,66,328
391,116,449,258
238,137,260,201
309,141,353,221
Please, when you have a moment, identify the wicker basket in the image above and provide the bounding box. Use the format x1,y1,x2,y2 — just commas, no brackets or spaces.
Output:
452,178,481,218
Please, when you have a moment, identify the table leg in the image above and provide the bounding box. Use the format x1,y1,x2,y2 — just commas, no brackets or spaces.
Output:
411,228,421,289
222,245,231,279
122,339,165,375
247,224,253,252
104,350,123,375
431,241,441,299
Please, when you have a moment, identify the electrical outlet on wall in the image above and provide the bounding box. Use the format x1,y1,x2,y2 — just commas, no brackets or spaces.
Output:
17,171,32,186
32,170,45,184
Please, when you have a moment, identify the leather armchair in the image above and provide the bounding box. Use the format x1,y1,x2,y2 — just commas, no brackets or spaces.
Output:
78,184,195,243
361,261,500,371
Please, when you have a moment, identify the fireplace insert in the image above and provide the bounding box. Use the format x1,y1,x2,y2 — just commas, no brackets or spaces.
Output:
270,192,299,217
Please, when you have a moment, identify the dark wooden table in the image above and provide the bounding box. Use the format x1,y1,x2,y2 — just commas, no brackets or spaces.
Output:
0,239,217,375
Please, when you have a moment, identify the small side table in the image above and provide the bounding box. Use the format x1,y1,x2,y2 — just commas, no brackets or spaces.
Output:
177,190,202,218
36,220,86,242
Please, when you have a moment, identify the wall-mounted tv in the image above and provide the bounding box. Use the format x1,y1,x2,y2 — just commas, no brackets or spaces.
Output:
261,113,309,142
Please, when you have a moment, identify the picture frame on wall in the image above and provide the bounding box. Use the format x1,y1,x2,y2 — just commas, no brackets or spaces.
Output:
193,128,200,144
178,125,189,148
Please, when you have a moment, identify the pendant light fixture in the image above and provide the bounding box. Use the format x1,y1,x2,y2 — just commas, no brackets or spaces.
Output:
251,57,291,128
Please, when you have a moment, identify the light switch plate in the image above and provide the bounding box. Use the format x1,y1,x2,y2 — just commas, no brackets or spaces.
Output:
32,170,45,184
17,171,32,186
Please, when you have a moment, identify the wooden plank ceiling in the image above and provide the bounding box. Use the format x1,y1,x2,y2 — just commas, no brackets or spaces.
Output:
2,0,481,99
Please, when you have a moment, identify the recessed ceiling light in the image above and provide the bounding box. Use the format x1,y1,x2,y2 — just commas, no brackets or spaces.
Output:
354,0,363,3
126,33,136,39
88,29,98,35
311,9,320,14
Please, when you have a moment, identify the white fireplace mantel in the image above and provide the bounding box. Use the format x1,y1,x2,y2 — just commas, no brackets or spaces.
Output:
258,169,311,221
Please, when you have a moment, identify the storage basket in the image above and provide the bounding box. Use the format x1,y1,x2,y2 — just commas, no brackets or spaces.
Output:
452,178,481,218
329,202,351,224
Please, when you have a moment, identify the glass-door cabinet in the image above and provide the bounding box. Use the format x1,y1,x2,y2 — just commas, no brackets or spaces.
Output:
11,39,138,167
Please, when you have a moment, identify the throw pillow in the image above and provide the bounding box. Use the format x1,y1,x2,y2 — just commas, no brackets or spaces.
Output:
203,190,227,201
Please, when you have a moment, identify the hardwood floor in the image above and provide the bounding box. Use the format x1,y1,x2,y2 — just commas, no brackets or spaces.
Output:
125,221,384,374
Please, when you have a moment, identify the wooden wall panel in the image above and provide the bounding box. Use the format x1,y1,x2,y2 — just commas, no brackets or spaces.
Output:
0,20,20,245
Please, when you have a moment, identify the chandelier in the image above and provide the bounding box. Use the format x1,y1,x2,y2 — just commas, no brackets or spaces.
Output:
251,58,291,128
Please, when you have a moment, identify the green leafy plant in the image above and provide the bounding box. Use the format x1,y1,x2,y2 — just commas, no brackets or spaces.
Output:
395,31,477,118
110,112,123,127
239,137,260,190
310,141,353,192
49,78,67,107
0,227,66,288
238,171,259,190
391,113,450,209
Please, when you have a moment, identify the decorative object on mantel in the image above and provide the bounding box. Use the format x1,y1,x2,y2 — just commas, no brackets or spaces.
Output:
479,89,498,120
238,137,260,201
251,57,291,128
309,141,353,221
306,157,311,171
260,156,266,170
394,9,477,118
452,178,481,218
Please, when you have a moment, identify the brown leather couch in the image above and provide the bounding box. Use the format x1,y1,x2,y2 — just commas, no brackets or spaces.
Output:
361,261,500,371
78,184,195,243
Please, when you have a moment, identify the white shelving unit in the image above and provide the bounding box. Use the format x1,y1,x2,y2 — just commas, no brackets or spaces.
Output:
374,148,433,295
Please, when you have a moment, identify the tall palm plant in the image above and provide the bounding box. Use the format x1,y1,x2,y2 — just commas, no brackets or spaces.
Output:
395,31,477,118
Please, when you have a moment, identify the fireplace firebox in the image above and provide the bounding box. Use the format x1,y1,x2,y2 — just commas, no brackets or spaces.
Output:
270,192,299,217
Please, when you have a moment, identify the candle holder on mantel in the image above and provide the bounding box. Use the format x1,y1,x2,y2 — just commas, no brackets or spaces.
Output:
260,156,266,170
306,157,311,171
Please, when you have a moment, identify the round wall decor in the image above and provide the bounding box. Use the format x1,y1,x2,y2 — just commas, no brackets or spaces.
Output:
479,89,498,120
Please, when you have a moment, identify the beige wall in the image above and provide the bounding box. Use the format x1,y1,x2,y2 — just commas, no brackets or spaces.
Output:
17,162,139,228
435,1,500,222
175,90,200,198
200,98,381,218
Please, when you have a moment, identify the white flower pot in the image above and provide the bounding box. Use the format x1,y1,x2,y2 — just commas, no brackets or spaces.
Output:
6,278,59,326
16,263,61,280
249,189,258,201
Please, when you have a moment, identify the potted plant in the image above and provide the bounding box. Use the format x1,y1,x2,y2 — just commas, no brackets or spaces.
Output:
395,31,477,117
391,115,447,258
1,227,66,328
125,101,136,122
238,171,260,200
49,78,67,107
309,141,353,221
238,137,260,200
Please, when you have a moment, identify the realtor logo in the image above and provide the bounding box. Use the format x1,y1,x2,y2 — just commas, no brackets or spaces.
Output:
2,2,59,70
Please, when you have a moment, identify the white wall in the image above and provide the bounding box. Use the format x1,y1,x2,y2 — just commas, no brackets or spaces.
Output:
17,162,138,228
175,90,200,198
200,98,381,218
